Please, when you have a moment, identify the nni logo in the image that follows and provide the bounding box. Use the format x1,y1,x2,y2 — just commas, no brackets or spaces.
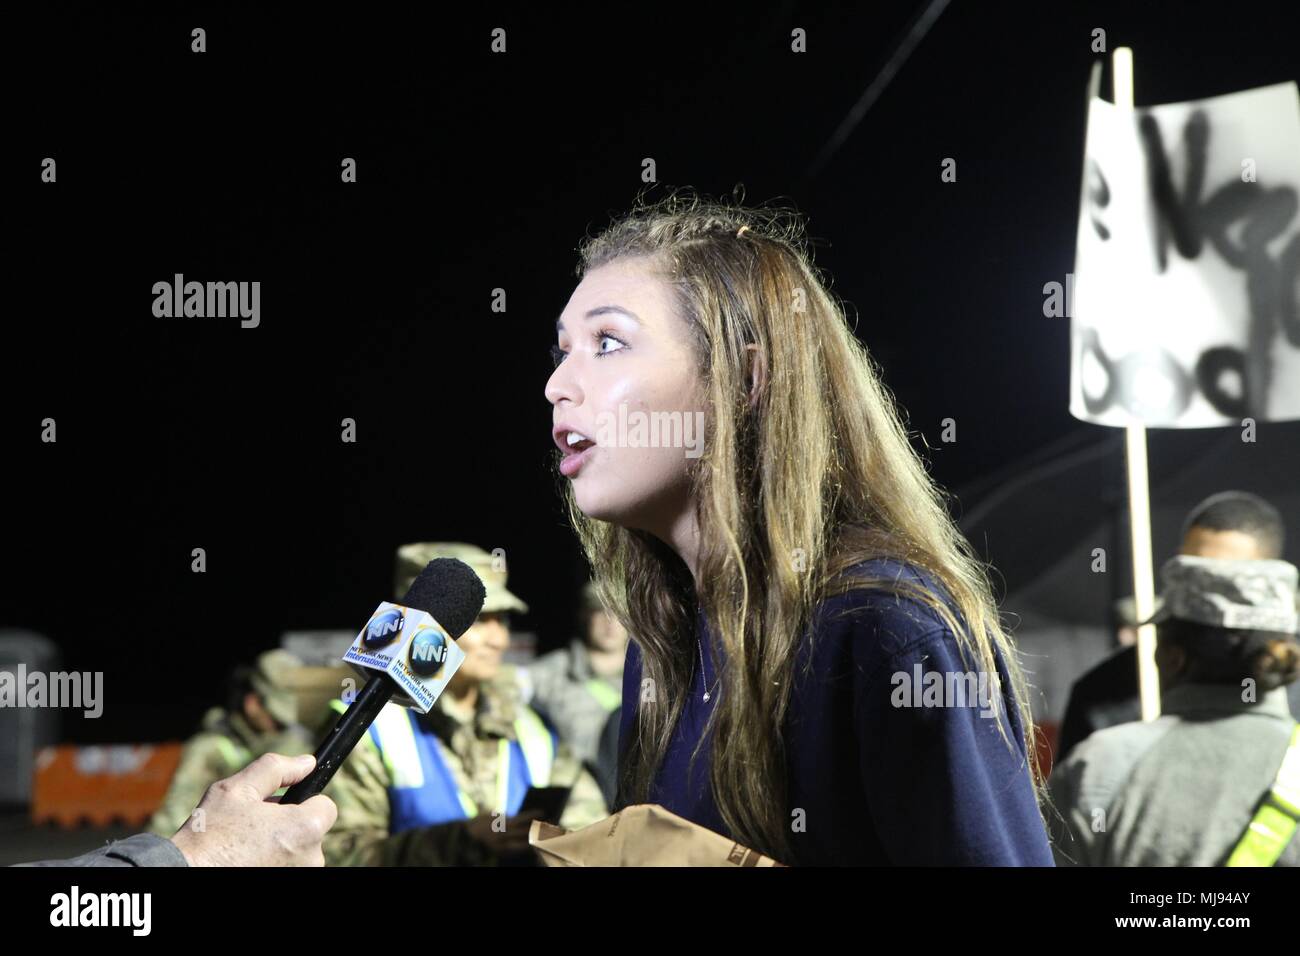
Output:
408,627,449,677
362,609,404,649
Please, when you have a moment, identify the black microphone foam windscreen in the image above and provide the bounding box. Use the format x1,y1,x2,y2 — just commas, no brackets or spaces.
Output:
400,558,487,640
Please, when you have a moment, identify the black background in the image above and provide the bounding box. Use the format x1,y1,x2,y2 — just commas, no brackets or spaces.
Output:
5,2,1298,743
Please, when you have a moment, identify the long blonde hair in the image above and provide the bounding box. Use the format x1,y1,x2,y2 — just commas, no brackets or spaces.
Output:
560,186,1045,861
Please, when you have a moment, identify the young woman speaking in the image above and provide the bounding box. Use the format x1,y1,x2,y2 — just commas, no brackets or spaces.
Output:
544,189,1053,866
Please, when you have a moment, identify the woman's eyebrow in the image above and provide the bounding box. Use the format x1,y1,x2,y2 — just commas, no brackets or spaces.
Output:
556,305,642,333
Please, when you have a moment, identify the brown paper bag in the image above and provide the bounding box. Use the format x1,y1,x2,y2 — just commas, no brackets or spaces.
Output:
528,803,785,866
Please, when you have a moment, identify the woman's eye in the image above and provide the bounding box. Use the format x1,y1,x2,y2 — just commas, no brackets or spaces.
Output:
597,333,626,356
549,344,567,367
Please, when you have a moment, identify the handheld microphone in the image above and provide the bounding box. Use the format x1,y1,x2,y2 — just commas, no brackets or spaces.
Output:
281,558,486,804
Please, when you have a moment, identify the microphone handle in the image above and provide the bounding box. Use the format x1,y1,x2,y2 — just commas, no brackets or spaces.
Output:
281,675,395,804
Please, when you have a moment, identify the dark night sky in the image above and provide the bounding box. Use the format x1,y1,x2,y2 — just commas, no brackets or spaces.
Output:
6,2,1297,742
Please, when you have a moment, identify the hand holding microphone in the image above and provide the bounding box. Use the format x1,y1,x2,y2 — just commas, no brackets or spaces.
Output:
282,558,486,805
170,753,337,867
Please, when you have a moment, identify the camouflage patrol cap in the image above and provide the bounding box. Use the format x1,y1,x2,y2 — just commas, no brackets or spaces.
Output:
1140,555,1299,634
394,542,529,615
249,649,305,727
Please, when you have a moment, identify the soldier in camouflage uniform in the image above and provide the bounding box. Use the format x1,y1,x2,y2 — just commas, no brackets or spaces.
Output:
148,649,315,836
520,580,627,766
322,543,608,866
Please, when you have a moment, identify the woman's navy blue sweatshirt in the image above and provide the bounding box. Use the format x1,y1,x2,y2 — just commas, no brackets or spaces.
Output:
617,557,1054,866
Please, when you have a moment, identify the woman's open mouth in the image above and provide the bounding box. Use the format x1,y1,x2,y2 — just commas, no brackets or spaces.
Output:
555,427,596,478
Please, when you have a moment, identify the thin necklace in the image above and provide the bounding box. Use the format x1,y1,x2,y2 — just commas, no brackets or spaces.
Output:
696,634,717,703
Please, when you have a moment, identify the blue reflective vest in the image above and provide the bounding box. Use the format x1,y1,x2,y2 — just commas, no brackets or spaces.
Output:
334,699,558,833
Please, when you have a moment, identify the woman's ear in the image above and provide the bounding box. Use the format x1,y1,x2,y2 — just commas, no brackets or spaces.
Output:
745,343,768,408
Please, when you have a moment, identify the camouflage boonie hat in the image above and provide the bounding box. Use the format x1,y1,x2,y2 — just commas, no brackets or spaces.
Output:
249,649,305,726
394,542,529,615
1140,555,1299,634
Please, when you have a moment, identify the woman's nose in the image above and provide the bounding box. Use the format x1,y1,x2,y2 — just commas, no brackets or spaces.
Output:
482,620,510,649
545,354,582,407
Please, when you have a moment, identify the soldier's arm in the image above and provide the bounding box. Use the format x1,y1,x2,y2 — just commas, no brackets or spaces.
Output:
553,741,609,831
322,733,496,867
146,736,232,837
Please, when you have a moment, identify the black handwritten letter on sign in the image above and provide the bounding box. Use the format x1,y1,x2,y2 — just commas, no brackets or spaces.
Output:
1069,81,1300,427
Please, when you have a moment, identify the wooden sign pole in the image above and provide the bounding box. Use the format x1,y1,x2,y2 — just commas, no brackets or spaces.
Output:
1113,46,1162,722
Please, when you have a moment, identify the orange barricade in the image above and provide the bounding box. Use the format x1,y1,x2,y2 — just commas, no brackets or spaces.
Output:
31,743,183,829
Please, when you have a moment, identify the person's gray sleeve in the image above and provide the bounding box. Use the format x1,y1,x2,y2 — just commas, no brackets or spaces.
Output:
13,833,190,867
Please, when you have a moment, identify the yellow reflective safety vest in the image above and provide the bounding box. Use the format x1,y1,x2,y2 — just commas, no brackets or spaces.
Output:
330,698,556,832
1226,722,1300,866
584,677,622,712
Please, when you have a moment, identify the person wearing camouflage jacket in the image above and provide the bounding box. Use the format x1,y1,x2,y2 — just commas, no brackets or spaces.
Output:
148,650,314,837
320,542,608,866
